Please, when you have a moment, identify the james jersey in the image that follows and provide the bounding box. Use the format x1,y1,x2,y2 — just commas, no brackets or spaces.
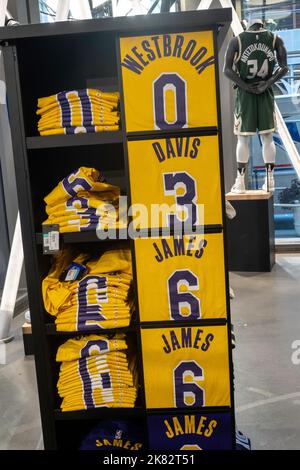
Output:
56,334,128,362
120,31,217,132
147,413,233,450
141,325,231,409
235,30,276,84
127,136,222,228
56,335,137,411
79,420,145,451
134,233,227,322
42,248,133,331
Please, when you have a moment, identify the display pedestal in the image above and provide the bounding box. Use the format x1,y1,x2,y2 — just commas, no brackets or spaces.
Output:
22,322,33,356
226,190,275,272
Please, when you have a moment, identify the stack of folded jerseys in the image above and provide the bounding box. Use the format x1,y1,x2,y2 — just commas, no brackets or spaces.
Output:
43,166,121,233
56,334,138,411
37,88,120,136
42,247,134,331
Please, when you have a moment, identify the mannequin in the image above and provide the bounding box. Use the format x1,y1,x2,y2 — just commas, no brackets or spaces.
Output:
224,19,288,193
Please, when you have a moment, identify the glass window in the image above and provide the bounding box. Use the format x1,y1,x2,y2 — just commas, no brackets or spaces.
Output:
242,0,300,240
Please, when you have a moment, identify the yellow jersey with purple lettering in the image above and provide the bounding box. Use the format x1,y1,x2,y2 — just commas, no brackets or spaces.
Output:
134,233,227,322
120,31,217,132
127,136,222,229
141,325,231,409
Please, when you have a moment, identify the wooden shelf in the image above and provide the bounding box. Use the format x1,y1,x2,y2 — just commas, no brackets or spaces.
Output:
26,131,123,149
226,190,272,201
54,407,144,420
45,322,137,335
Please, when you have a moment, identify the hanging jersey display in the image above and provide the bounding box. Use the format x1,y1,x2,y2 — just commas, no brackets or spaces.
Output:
134,233,227,322
120,31,217,132
141,325,231,409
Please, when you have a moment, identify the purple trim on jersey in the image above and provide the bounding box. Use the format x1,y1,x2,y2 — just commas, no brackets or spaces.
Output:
78,89,93,125
76,275,108,331
78,357,113,408
57,91,71,127
80,340,109,358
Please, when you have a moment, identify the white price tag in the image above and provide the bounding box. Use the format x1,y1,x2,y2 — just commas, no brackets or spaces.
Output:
49,231,59,251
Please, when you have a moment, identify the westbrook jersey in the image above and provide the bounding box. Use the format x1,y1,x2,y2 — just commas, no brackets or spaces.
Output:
120,31,217,132
127,136,223,228
147,413,233,450
134,233,227,322
141,325,231,409
235,30,276,83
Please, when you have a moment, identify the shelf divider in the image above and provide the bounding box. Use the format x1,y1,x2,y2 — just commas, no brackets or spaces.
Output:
26,131,123,149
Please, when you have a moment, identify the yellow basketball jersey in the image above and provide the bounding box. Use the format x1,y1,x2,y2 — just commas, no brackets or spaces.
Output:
127,136,222,228
120,31,217,132
134,233,227,322
141,325,231,409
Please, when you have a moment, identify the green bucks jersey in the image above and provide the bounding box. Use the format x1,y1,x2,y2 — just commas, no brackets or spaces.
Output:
235,30,276,83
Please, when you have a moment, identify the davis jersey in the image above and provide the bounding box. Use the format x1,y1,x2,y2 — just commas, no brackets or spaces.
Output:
147,413,233,450
127,136,222,228
235,30,276,84
141,325,231,409
134,233,227,322
120,31,217,132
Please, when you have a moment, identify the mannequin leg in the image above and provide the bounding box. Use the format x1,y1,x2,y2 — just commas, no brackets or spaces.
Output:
231,136,250,193
261,133,276,192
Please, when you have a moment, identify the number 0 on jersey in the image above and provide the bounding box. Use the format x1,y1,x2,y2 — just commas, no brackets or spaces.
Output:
120,31,218,132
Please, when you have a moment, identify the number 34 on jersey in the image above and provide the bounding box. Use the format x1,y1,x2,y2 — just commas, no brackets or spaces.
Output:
120,31,217,132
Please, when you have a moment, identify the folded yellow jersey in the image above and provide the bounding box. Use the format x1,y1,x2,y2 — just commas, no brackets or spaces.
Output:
45,191,119,216
37,89,119,109
37,99,117,117
44,167,120,207
56,334,128,362
39,125,119,136
38,116,120,131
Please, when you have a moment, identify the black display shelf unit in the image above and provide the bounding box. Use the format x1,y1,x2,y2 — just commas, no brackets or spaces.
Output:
0,9,234,450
